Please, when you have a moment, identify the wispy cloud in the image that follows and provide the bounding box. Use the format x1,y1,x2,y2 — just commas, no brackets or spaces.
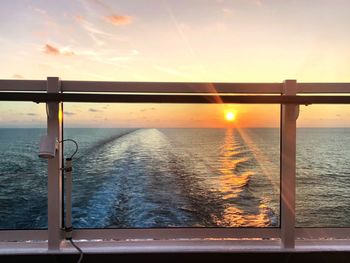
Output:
80,0,111,11
88,0,110,9
104,15,133,26
30,6,47,16
222,8,233,16
74,15,115,46
28,5,79,47
64,111,76,116
77,0,134,45
89,108,103,112
43,44,75,56
27,113,37,116
75,15,111,36
74,47,137,68
32,31,49,38
154,65,191,78
74,14,85,24
13,74,24,79
162,0,193,55
140,107,156,112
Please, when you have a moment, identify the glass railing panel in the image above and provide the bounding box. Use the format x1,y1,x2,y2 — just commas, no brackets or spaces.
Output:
296,105,350,227
0,102,47,229
63,103,280,228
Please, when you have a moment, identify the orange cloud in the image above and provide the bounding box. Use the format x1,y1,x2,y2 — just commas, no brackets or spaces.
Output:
63,50,75,56
43,44,75,56
44,44,60,55
13,74,24,79
104,15,132,25
74,14,85,23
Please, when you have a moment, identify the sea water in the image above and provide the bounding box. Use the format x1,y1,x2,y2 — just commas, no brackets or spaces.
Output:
0,128,349,229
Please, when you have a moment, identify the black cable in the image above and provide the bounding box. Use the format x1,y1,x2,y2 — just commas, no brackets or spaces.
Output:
62,138,82,263
61,139,79,159
68,238,84,263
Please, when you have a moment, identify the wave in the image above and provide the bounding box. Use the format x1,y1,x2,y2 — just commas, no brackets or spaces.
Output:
73,129,203,227
72,128,139,162
71,128,277,228
0,128,279,229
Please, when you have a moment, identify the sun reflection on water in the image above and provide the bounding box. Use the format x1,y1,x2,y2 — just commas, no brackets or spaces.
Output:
214,128,271,227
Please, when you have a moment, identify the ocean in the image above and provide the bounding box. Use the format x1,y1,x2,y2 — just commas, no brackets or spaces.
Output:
0,128,349,229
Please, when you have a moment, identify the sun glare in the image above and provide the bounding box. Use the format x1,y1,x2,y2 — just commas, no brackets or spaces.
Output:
225,112,235,122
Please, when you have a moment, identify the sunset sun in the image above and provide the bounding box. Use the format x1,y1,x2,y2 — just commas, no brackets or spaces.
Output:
225,112,236,122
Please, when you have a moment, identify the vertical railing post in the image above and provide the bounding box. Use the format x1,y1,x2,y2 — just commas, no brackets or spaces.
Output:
281,80,298,249
47,77,63,250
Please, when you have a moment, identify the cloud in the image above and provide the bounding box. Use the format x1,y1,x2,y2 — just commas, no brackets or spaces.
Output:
74,15,112,36
73,47,135,68
28,5,47,16
79,0,111,11
131,49,139,55
222,8,233,16
140,107,156,112
13,74,24,79
74,14,85,23
43,44,75,56
104,15,132,25
89,108,103,112
74,15,115,46
33,31,49,38
64,111,76,116
27,113,37,116
62,50,75,56
44,44,60,55
32,7,47,16
88,0,111,9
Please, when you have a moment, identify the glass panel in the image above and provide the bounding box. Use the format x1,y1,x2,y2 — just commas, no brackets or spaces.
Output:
296,105,350,227
63,103,280,228
0,102,47,229
64,103,279,228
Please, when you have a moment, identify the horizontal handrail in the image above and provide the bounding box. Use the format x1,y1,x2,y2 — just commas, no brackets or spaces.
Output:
0,230,47,242
0,80,47,91
61,81,284,93
297,83,350,93
0,80,283,93
0,92,350,104
71,228,279,240
1,79,350,93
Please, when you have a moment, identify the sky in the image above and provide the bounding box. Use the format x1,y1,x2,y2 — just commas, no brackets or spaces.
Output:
0,0,349,127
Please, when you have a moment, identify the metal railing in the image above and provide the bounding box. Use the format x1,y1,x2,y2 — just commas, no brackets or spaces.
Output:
0,77,350,252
